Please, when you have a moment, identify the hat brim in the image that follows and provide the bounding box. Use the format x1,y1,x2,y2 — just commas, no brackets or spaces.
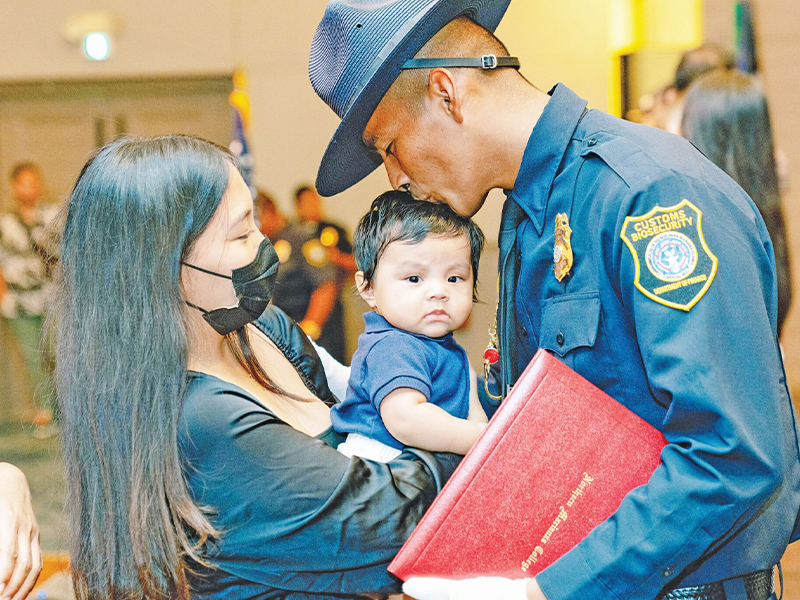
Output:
315,0,512,197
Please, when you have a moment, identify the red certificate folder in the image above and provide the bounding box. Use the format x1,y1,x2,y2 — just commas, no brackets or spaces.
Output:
389,349,666,581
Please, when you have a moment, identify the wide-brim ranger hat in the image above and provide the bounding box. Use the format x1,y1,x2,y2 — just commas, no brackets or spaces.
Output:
310,0,512,197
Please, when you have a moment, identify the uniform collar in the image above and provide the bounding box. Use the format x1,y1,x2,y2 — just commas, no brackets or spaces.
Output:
363,311,454,343
510,84,588,235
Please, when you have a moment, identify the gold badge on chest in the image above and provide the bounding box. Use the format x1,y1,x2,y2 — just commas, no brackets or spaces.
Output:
553,212,573,282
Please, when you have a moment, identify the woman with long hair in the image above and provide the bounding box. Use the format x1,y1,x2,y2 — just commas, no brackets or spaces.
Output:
54,134,457,600
682,69,792,336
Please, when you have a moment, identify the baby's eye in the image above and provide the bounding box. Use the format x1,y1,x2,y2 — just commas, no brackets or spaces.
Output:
448,275,463,283
406,275,421,283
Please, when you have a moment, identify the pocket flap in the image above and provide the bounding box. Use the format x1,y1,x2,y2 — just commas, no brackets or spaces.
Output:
540,292,600,357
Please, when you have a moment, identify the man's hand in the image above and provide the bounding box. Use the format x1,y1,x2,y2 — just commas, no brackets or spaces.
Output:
0,463,42,600
403,577,548,600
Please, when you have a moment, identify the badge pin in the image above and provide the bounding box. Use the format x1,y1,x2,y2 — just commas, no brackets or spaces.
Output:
553,213,573,282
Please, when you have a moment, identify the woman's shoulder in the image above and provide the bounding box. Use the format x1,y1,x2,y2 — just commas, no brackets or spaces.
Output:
180,372,279,452
252,306,337,404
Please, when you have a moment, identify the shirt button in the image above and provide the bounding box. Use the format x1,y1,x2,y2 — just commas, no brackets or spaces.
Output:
662,567,674,577
588,138,597,147
556,332,565,346
517,251,522,262
521,326,529,338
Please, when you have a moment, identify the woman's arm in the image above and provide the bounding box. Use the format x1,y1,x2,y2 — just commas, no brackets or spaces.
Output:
0,463,41,600
180,383,459,597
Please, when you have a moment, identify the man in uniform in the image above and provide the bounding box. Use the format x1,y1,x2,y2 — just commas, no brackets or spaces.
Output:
270,185,355,363
308,1,800,600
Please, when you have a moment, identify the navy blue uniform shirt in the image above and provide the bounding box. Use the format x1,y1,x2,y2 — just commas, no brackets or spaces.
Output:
331,311,470,450
498,84,800,600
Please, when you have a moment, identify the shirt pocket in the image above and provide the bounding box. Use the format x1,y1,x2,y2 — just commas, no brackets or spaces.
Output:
539,292,601,365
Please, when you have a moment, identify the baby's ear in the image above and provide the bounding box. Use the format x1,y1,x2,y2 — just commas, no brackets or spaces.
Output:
355,271,376,308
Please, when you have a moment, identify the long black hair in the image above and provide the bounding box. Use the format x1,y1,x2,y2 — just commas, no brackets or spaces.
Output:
54,134,285,599
682,70,792,334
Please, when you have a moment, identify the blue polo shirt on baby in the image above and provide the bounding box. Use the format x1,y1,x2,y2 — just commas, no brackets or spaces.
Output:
330,311,470,450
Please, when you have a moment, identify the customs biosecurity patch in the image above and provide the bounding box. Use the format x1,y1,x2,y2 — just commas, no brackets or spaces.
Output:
620,200,717,311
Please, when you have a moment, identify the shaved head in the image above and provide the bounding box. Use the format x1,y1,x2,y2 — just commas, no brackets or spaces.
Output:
383,16,518,112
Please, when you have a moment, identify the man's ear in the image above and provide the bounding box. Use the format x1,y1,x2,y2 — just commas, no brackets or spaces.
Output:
427,68,464,124
355,271,377,308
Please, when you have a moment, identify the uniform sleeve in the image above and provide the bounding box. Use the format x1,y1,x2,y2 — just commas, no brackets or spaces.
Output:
362,335,433,409
537,172,789,599
180,385,459,596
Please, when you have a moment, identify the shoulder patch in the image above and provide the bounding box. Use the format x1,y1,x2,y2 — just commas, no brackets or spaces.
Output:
620,200,717,311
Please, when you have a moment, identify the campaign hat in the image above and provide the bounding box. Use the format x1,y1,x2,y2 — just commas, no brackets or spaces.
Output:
309,0,512,196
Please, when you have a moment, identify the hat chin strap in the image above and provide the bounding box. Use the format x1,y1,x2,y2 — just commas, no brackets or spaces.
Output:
401,54,520,70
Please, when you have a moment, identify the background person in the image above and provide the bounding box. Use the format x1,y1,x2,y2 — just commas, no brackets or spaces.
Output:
682,69,792,338
54,134,459,600
254,188,287,241
271,184,356,362
309,1,800,599
0,163,58,435
663,43,736,134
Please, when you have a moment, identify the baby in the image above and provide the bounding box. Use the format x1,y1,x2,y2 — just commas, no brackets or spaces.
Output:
332,191,488,462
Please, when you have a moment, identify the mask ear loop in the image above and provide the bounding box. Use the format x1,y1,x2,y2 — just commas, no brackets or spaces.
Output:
185,300,209,314
181,261,232,279
182,263,239,315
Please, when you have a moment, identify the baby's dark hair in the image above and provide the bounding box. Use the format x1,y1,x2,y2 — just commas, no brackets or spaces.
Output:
354,190,485,301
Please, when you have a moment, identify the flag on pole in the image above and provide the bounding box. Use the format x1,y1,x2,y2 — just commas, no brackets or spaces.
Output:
735,1,758,73
230,69,256,198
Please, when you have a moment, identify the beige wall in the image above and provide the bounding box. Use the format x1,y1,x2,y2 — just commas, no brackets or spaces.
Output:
0,0,617,364
0,1,796,379
0,0,615,231
0,1,234,80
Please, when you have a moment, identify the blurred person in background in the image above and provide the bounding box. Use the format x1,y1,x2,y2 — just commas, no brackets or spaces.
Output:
270,185,355,362
682,69,792,337
636,44,735,132
255,189,287,241
0,163,58,435
665,43,736,134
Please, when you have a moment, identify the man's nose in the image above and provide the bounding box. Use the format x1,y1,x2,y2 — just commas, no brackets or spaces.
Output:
383,157,412,193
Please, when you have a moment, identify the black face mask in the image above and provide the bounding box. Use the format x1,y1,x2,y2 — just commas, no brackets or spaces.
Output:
183,237,280,335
